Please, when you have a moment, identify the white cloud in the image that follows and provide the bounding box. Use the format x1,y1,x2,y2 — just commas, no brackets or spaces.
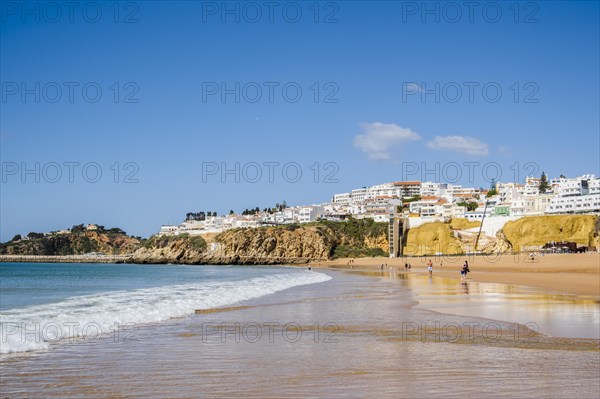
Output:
426,135,489,156
353,122,421,160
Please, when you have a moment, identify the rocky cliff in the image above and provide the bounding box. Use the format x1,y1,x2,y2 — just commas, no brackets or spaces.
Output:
403,215,599,255
132,219,389,265
500,214,598,250
132,234,208,264
403,222,463,256
0,230,141,256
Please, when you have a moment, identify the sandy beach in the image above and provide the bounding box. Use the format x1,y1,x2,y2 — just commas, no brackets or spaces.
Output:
311,253,600,298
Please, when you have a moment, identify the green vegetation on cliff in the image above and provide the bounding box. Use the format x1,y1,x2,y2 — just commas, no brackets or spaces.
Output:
134,218,389,264
0,226,141,256
312,218,388,247
214,218,389,260
261,217,389,258
143,233,207,252
332,245,387,258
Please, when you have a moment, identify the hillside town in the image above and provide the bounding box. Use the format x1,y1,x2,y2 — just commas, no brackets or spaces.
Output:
158,173,600,236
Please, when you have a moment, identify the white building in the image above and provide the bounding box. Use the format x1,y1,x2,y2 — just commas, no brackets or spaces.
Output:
367,183,397,199
408,196,467,219
333,192,351,205
508,195,553,216
393,181,421,198
465,207,493,220
179,220,206,235
439,202,466,218
547,195,600,213
233,217,259,229
298,205,325,223
420,182,447,197
497,182,523,203
524,177,541,195
447,184,480,198
350,188,368,203
159,225,179,236
546,175,600,214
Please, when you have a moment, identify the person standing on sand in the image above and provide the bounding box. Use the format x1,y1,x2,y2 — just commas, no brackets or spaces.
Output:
405,263,408,271
427,259,433,276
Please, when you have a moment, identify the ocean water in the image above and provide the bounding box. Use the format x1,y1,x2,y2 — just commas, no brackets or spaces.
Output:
0,262,330,354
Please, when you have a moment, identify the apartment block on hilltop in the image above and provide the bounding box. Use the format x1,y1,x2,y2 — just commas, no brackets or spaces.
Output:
547,174,600,213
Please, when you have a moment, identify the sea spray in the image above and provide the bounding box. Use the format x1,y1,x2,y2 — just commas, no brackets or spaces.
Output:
0,271,331,354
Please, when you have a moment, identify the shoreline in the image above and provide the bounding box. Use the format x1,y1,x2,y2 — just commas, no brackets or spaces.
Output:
0,254,132,263
3,252,599,298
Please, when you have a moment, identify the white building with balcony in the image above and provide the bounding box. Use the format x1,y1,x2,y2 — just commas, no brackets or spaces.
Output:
393,181,421,198
333,192,351,204
159,225,179,236
546,175,600,214
420,182,447,197
298,205,325,223
179,220,206,235
350,188,368,203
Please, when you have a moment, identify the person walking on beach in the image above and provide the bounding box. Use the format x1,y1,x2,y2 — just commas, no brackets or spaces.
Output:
462,260,470,278
427,259,433,276
405,263,408,271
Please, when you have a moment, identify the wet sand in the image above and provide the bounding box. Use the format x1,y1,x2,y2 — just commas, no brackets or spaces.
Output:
1,267,599,398
312,252,600,298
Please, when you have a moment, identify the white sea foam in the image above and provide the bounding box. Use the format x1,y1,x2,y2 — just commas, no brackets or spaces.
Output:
0,271,331,354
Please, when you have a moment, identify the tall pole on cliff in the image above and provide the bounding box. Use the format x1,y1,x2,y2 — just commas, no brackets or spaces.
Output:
474,200,489,253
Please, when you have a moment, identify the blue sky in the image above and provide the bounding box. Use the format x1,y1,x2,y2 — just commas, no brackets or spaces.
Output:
1,1,599,241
